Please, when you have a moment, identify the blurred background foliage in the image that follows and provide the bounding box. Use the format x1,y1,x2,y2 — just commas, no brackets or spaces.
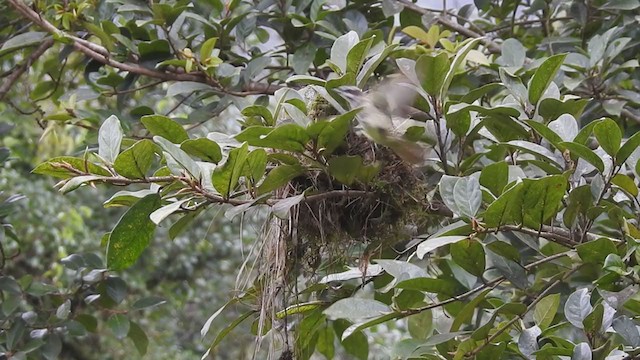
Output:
1,0,640,359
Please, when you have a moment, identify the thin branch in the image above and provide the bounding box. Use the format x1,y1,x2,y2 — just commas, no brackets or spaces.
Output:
622,107,640,125
486,17,573,33
103,80,166,96
399,250,573,318
467,265,581,356
395,0,502,54
6,0,281,96
0,38,54,101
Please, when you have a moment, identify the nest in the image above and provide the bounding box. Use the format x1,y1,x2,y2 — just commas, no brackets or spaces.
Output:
249,95,435,358
290,130,429,277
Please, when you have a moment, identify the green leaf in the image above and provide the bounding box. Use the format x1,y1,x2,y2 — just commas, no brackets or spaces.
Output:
336,319,369,360
141,115,189,144
401,26,430,43
504,140,561,165
257,164,304,195
488,250,529,289
601,0,640,10
564,185,593,226
612,174,638,196
199,37,218,61
0,32,47,57
528,53,567,106
205,311,254,353
132,296,167,311
113,139,155,179
243,149,268,183
534,294,560,329
98,115,123,163
500,38,526,68
538,98,589,121
560,141,605,173
408,310,433,340
439,175,461,216
242,105,274,126
107,194,161,270
128,322,149,356
593,118,622,156
451,239,485,277
583,303,604,336
521,175,567,228
107,314,130,339
103,189,157,208
346,36,374,75
450,289,492,331
480,161,508,196
440,38,481,101
416,236,468,259
149,198,191,224
460,83,503,104
59,175,104,194
565,288,592,329
445,106,471,137
181,138,222,163
525,120,564,149
272,193,305,219
612,316,640,347
357,43,399,87
416,52,450,96
330,31,359,74
328,155,363,185
616,131,640,165
483,182,524,228
32,156,111,178
316,325,335,359
396,278,460,296
577,238,617,264
315,109,358,154
154,136,201,178
212,143,250,198
499,68,528,105
453,176,482,218
235,124,310,152
324,298,391,323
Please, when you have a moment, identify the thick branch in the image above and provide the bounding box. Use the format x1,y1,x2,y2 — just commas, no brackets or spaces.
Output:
395,0,502,54
0,38,54,101
6,0,280,96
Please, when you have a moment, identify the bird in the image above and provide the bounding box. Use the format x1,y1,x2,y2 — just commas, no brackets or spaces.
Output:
332,80,429,165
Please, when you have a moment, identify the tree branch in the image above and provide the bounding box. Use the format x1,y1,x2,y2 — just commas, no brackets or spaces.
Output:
6,0,280,96
467,264,580,356
395,0,502,54
0,38,54,101
399,250,573,318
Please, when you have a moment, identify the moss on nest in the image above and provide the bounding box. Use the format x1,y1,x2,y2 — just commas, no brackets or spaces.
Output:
286,129,430,276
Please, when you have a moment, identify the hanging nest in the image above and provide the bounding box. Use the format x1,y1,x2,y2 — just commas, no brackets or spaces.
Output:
248,93,436,358
290,130,431,276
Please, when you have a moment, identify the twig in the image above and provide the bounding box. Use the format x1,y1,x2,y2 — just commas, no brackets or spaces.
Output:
467,265,581,356
103,80,166,96
0,38,54,101
486,17,573,33
622,107,640,125
6,0,281,96
395,0,502,54
399,250,573,318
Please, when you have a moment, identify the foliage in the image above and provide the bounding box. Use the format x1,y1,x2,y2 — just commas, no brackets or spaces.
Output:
2,0,640,359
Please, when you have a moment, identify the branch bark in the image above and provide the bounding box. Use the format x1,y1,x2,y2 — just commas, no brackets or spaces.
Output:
6,0,280,96
0,38,54,101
